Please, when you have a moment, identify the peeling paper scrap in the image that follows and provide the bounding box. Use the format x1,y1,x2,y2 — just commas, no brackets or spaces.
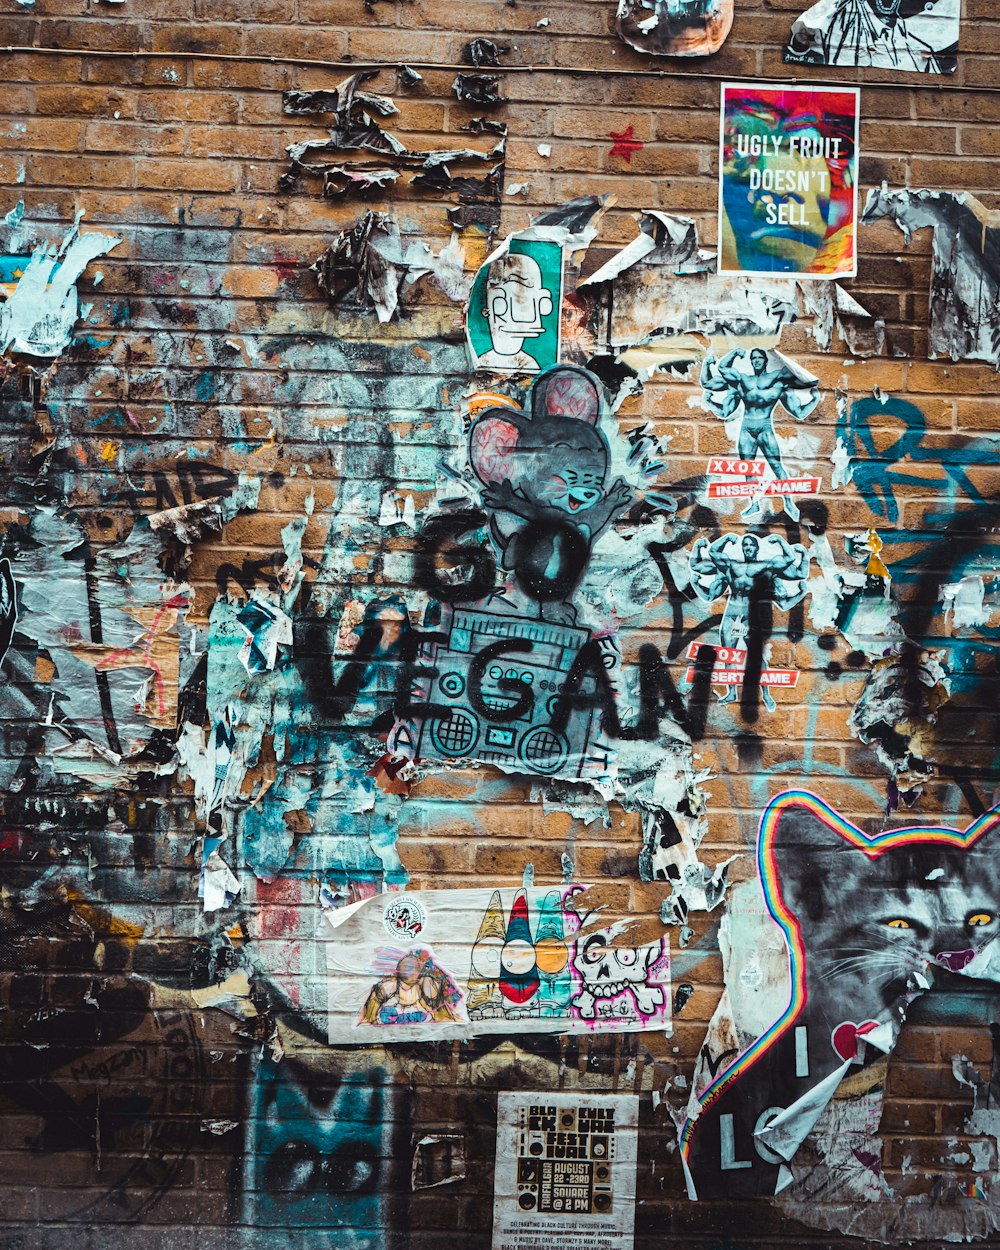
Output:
863,185,1000,368
0,210,121,358
411,1135,467,1191
202,851,242,912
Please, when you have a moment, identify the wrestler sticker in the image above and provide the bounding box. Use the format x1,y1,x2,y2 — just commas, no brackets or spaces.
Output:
687,533,811,710
700,347,822,523
718,83,860,279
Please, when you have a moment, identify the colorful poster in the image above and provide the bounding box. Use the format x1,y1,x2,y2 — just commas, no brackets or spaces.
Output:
323,886,670,1044
467,237,563,374
718,83,860,279
492,1092,639,1250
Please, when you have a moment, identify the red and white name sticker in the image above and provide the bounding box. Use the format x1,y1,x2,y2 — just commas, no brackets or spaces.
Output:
706,457,766,477
707,476,820,499
686,642,747,665
685,666,799,687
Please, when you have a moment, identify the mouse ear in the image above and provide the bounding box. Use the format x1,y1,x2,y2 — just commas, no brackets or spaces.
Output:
532,367,601,425
469,413,524,484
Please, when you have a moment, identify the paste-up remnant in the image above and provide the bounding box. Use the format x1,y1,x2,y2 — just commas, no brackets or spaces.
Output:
452,75,502,107
808,528,902,658
412,1135,466,1190
681,792,1000,1201
202,849,242,912
281,72,506,214
323,885,670,1043
0,558,17,665
579,210,880,368
848,649,950,789
862,186,1000,368
786,0,959,74
310,211,469,322
463,38,508,67
616,0,733,57
237,594,292,675
796,280,885,356
0,208,121,358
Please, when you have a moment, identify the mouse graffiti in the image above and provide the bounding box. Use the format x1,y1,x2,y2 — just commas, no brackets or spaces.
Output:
467,365,633,623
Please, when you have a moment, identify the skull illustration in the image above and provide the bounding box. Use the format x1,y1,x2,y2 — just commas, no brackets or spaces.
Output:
571,930,665,1020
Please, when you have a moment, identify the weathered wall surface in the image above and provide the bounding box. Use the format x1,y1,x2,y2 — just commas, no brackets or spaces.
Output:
1,0,1000,1246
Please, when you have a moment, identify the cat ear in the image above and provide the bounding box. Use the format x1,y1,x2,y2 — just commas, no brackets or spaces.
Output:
468,412,525,484
765,794,868,923
531,366,601,426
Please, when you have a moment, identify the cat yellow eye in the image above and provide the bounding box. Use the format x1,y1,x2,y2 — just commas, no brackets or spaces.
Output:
968,913,994,927
886,919,910,929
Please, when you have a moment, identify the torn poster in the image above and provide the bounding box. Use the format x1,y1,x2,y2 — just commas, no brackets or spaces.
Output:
786,0,959,74
322,885,670,1043
578,209,882,370
467,235,563,373
718,84,860,279
616,0,733,57
281,72,507,226
493,1092,639,1250
311,211,468,322
679,791,1000,1200
862,186,1000,368
0,209,121,357
237,593,292,674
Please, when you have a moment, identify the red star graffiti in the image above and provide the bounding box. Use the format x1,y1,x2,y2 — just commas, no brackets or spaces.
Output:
609,125,645,163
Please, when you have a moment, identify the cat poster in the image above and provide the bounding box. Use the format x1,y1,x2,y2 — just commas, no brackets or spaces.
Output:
680,791,1000,1199
322,885,671,1044
492,1093,639,1250
718,83,860,279
467,237,563,374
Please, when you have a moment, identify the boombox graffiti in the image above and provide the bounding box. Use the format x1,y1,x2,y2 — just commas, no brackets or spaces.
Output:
410,606,617,781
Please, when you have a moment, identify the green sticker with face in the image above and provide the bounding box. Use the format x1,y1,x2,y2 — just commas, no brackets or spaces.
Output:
467,237,563,374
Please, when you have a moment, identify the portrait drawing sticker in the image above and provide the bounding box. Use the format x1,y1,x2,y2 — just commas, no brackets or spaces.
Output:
718,83,860,279
785,0,959,74
467,237,563,374
493,1092,639,1250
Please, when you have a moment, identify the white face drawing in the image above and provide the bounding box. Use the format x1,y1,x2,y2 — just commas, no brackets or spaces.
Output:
483,252,553,357
571,931,664,1017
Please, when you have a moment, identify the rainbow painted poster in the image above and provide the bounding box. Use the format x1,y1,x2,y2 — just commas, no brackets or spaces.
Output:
718,83,860,279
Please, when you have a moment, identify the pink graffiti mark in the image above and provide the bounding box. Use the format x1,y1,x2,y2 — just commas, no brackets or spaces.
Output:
95,592,187,718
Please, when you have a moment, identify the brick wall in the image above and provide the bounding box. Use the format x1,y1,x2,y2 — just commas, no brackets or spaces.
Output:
1,0,999,1244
